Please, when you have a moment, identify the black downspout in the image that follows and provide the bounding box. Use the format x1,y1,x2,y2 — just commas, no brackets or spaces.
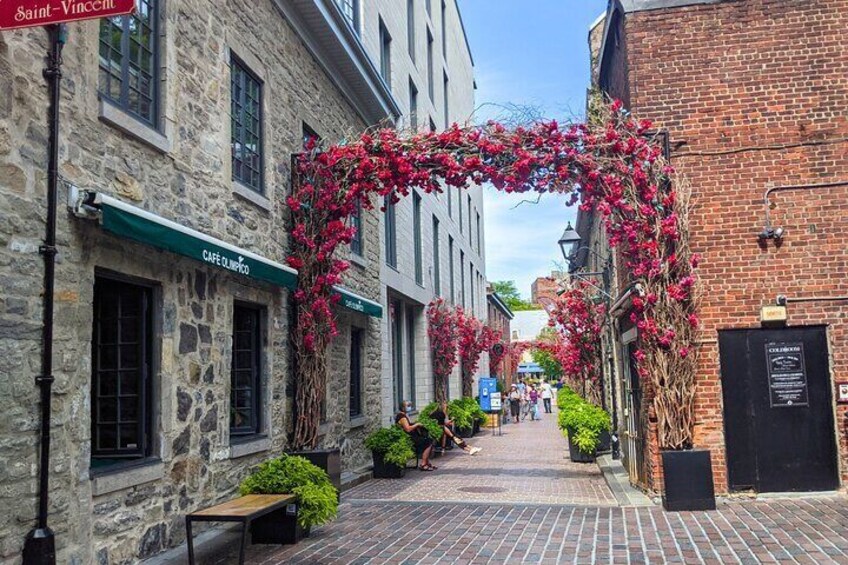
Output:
23,24,65,565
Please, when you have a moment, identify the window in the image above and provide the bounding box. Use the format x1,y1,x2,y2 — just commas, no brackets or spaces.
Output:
447,185,452,217
407,308,417,408
413,193,423,285
476,211,481,254
443,71,449,130
470,263,475,312
91,276,153,464
335,0,359,33
458,188,463,233
407,0,415,62
448,236,455,304
350,201,363,256
409,79,418,132
460,250,466,307
379,18,392,88
426,0,432,17
467,195,472,245
391,299,404,410
231,55,263,192
427,30,434,101
385,196,397,268
349,328,363,417
440,1,447,56
231,304,263,437
432,216,441,295
98,0,159,127
302,122,320,148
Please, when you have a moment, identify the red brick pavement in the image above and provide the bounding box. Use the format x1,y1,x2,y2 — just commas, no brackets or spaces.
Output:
205,406,848,564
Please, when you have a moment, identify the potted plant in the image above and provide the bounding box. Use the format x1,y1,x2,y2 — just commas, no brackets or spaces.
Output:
239,454,338,544
448,399,474,438
364,426,415,478
557,392,611,463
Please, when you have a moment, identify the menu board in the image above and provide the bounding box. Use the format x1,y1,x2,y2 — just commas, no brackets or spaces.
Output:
765,342,809,408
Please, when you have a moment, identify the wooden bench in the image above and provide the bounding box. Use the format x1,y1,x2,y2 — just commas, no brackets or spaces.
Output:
186,494,296,565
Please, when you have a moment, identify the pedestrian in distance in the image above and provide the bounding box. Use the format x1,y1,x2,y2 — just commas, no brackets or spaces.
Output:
529,384,539,421
508,384,521,423
540,380,553,413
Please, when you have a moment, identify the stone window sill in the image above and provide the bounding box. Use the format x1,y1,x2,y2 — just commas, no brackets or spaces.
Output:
349,415,368,429
229,435,271,459
232,181,273,212
90,458,164,497
98,100,171,154
349,252,368,269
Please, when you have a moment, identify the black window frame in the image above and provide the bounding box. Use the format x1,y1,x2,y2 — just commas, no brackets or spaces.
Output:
409,79,419,132
460,249,466,307
443,70,450,130
432,216,441,295
230,302,264,439
470,262,475,311
350,200,364,256
406,307,417,408
379,17,392,88
449,236,455,304
427,29,434,101
385,196,397,268
440,0,447,55
231,53,264,193
407,0,416,63
476,211,481,254
98,0,160,128
335,0,359,33
467,195,473,245
349,327,364,418
91,275,154,464
413,192,423,285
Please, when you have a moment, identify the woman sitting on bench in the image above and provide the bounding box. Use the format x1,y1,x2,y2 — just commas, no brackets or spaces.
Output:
430,402,481,455
396,400,437,471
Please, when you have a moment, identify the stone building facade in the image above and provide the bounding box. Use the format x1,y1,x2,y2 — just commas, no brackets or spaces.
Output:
348,0,482,420
0,0,396,562
583,0,848,495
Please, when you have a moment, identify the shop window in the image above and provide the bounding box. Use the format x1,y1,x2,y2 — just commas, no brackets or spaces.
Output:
230,304,263,437
91,276,153,466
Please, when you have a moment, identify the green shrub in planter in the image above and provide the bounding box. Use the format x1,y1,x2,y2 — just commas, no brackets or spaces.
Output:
365,426,415,467
447,399,474,430
556,390,611,455
239,454,338,529
419,402,446,440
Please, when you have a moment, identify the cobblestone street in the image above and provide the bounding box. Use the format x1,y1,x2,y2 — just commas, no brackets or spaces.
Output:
209,406,848,564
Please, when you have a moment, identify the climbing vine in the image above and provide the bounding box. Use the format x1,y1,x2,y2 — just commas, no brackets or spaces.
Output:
288,100,698,450
426,298,460,405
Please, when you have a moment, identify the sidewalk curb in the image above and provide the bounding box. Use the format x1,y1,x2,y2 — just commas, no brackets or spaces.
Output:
596,454,655,507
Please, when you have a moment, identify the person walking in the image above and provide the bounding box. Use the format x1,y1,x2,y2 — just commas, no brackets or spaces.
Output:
540,381,553,413
520,385,531,421
529,385,540,421
508,384,521,423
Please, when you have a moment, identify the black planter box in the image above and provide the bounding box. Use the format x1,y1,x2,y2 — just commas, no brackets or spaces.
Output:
598,430,612,453
250,506,310,545
287,449,341,493
456,426,473,439
371,451,406,478
661,449,716,511
472,419,481,436
567,433,596,463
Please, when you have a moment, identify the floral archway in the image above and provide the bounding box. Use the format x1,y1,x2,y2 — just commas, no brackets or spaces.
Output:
287,100,699,451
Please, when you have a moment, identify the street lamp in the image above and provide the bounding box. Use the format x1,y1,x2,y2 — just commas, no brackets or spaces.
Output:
558,222,581,261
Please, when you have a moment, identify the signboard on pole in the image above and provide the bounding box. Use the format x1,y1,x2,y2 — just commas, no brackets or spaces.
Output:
0,0,136,31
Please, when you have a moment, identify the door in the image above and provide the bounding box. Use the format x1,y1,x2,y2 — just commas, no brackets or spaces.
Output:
719,326,838,493
623,342,646,488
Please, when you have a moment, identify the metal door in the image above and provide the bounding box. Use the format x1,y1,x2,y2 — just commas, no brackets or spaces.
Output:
621,342,646,488
719,326,838,493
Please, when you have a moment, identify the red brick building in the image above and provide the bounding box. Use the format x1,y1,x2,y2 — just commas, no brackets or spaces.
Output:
530,272,564,309
584,0,848,495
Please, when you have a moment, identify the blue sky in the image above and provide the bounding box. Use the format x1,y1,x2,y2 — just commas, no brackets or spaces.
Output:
460,0,608,299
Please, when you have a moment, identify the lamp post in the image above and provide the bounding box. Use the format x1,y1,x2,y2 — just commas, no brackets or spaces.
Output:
558,224,621,460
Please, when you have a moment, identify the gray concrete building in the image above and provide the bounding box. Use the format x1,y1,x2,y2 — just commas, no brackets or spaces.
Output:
344,0,484,420
0,0,397,562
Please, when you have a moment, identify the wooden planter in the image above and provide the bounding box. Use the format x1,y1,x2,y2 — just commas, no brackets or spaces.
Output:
371,451,406,478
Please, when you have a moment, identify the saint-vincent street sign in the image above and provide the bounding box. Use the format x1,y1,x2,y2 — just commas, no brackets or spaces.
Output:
0,0,135,31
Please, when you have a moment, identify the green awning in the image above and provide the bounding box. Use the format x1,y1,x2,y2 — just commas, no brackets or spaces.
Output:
87,193,382,317
95,193,299,289
334,287,383,318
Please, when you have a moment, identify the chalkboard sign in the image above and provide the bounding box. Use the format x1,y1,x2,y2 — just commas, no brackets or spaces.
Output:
765,342,809,408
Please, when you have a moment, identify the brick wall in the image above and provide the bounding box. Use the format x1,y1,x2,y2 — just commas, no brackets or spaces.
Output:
615,0,848,493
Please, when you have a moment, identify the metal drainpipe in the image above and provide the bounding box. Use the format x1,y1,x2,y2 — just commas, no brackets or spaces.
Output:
23,24,66,565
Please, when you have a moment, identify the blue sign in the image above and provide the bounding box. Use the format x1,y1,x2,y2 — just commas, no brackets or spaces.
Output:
478,377,499,412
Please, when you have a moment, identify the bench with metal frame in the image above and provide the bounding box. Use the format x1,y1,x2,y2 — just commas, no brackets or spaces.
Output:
185,493,296,565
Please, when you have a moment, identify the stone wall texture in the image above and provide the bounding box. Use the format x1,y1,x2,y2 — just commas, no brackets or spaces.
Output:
0,0,385,562
601,0,848,494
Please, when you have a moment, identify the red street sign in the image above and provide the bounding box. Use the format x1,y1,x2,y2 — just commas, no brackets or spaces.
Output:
0,0,135,31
